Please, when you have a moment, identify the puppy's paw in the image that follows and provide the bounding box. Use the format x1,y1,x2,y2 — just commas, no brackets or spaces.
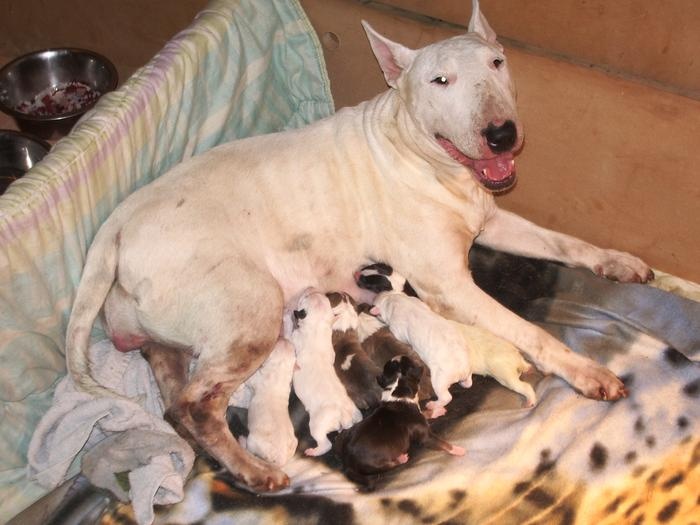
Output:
571,362,628,401
449,444,466,456
304,443,331,457
592,250,654,283
424,402,447,419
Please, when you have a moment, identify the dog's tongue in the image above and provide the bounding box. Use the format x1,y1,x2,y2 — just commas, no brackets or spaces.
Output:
436,135,515,184
471,155,514,182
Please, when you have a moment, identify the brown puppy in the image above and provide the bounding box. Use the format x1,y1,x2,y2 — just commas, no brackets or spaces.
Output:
327,292,382,410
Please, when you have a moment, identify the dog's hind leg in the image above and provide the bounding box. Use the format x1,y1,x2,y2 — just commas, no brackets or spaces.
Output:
140,343,191,409
167,268,289,492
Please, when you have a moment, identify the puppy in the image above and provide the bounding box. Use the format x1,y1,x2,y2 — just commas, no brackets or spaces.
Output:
289,287,362,456
356,303,435,402
334,355,464,489
229,338,298,466
327,292,382,410
357,264,537,410
356,265,474,418
450,321,536,407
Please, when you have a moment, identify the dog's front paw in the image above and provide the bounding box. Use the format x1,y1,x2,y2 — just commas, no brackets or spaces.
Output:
593,250,654,283
571,362,628,401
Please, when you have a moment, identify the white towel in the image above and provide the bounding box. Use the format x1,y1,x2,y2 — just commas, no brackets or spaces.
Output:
27,340,194,525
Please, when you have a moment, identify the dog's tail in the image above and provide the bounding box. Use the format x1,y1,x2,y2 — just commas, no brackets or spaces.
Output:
65,219,128,400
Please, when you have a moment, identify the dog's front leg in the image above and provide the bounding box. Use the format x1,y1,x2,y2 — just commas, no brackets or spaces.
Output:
477,208,654,283
423,276,627,400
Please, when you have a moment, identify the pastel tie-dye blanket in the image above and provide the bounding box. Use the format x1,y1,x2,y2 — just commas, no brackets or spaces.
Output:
0,0,333,520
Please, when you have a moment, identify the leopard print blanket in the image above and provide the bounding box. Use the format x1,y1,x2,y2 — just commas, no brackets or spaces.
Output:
94,246,699,525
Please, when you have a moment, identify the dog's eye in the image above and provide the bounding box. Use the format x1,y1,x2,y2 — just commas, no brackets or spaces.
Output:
431,75,449,86
492,58,504,69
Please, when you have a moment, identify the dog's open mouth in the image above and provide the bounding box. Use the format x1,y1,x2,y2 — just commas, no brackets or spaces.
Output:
435,134,516,192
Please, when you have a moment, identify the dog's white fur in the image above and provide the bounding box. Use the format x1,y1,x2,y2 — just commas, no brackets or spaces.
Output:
289,288,362,456
356,309,387,343
371,291,473,418
64,0,650,490
230,338,298,467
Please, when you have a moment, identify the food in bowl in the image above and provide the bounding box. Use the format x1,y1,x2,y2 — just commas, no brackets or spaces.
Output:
14,80,102,118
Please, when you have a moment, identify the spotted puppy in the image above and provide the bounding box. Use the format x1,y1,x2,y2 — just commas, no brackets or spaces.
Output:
229,337,298,466
357,263,537,411
356,303,435,403
327,292,382,410
289,287,362,456
334,355,464,489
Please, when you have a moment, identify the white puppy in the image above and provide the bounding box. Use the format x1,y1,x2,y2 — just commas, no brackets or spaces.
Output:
370,291,472,419
289,288,362,456
448,321,536,407
229,338,298,467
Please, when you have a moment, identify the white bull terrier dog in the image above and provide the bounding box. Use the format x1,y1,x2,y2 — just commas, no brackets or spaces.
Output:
65,0,652,493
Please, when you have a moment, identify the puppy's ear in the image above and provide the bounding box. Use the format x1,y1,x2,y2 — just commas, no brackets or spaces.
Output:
326,292,342,308
357,274,393,294
356,303,373,315
377,359,400,388
344,293,358,309
402,280,419,298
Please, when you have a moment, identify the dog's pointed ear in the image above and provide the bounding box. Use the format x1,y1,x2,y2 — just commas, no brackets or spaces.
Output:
361,20,416,88
468,0,497,43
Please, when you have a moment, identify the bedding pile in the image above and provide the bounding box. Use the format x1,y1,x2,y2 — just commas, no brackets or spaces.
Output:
92,246,698,525
0,0,333,521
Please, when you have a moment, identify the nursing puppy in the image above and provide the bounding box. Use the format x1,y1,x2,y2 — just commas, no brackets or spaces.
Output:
229,338,298,467
289,288,362,456
358,263,537,410
327,292,382,410
357,265,474,418
334,355,464,489
356,303,435,402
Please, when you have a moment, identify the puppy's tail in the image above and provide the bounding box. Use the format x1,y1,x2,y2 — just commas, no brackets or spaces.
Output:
65,220,128,401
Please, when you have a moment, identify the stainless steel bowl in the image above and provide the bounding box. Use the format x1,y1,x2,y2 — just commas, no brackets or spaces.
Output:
0,129,51,194
0,48,118,139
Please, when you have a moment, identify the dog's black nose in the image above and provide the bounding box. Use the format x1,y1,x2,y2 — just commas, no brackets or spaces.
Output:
482,120,517,153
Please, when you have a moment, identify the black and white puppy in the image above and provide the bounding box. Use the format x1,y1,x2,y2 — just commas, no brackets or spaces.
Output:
356,302,435,403
334,355,464,490
327,291,382,410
